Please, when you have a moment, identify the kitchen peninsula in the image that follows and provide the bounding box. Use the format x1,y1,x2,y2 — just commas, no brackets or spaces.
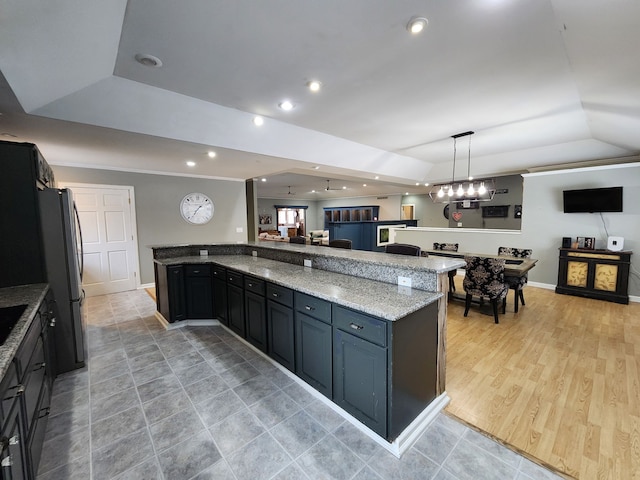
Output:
151,242,463,456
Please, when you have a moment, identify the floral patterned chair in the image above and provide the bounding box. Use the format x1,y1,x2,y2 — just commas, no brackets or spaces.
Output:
498,247,533,313
463,256,508,324
433,243,460,295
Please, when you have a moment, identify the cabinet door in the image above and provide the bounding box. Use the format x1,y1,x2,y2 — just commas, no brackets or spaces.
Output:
333,329,387,437
27,379,51,479
227,284,245,337
212,277,228,325
267,300,295,371
0,402,28,480
167,266,186,322
245,291,267,352
295,313,332,398
186,276,213,319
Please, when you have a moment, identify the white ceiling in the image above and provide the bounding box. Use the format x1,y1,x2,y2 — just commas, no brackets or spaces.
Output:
1,0,638,200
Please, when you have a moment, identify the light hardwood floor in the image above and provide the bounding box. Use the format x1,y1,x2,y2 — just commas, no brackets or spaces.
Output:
444,280,640,480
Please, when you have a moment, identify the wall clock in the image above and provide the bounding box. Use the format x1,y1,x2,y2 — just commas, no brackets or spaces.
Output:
180,192,214,224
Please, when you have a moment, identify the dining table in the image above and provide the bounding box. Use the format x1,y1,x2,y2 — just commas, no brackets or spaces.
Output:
423,249,538,312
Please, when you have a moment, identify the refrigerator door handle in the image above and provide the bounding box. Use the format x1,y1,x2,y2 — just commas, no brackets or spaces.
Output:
73,202,84,281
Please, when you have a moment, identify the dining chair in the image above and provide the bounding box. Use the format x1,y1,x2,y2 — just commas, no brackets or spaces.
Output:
329,239,352,249
463,255,508,324
497,247,533,313
433,243,460,294
288,236,306,244
384,243,421,256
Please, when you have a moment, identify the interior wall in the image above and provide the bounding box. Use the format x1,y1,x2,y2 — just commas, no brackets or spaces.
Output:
395,163,640,298
403,174,523,229
53,166,247,285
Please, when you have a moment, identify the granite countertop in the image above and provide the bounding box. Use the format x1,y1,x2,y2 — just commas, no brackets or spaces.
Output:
0,283,49,379
156,255,442,321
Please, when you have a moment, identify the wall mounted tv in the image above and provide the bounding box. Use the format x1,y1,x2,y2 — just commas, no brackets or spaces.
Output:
563,186,623,213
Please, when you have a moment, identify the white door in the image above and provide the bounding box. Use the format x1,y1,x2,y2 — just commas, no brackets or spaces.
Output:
64,184,139,297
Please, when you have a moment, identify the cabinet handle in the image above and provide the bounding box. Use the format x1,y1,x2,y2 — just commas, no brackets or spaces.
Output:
192,270,200,274
35,362,46,371
1,455,12,467
248,283,253,287
350,323,364,330
272,293,280,298
8,436,18,446
15,385,25,396
50,318,56,327
229,277,233,282
304,305,315,311
39,407,51,419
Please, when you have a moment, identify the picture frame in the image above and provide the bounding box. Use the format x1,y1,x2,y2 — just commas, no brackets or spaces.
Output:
576,236,595,250
259,214,272,225
376,224,406,247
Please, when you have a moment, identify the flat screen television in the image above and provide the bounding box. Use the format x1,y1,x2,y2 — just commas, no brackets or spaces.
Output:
563,186,623,213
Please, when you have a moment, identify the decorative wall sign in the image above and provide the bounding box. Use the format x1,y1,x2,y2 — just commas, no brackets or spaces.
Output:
496,188,509,194
259,214,272,225
452,211,463,222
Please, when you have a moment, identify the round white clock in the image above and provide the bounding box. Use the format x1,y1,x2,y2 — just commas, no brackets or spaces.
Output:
180,192,214,224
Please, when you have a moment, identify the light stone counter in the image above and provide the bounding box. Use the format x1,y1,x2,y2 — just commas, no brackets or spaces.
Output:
0,283,49,378
156,255,442,321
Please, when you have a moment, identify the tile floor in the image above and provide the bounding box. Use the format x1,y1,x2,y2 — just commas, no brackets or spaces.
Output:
36,289,564,480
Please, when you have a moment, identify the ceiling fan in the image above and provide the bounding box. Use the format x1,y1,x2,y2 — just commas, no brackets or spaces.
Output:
324,179,345,191
286,186,296,195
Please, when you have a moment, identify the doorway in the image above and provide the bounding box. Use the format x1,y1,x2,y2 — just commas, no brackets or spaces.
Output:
401,204,415,220
63,183,139,297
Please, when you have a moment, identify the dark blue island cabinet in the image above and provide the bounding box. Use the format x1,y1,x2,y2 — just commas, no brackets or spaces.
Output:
184,265,213,319
266,284,295,372
212,266,228,326
226,271,245,337
244,276,267,352
155,264,186,323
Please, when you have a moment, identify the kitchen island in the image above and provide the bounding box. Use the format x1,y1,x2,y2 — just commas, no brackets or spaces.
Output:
151,242,463,456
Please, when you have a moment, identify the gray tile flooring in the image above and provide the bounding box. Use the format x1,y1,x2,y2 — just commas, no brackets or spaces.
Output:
36,290,564,480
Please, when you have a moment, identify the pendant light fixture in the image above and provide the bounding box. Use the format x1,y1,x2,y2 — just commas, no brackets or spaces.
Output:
428,131,496,203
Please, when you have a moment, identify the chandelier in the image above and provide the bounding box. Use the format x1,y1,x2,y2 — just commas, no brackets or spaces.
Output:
428,131,496,203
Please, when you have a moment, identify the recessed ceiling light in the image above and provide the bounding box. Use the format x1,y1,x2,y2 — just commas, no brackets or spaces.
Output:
261,178,267,182
374,176,379,180
342,186,346,190
405,192,410,195
307,80,322,92
279,100,294,111
134,53,163,67
253,116,264,126
407,16,428,34
186,161,196,167
363,184,367,187
415,182,420,186
311,189,316,193
312,166,320,170
207,151,216,158
424,183,429,186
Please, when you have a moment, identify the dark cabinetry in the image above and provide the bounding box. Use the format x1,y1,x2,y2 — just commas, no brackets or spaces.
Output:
227,271,245,337
212,266,228,325
295,293,333,398
155,264,186,323
244,277,266,352
556,249,632,304
266,284,295,371
0,290,55,479
185,265,213,319
333,306,387,436
0,141,52,289
324,206,379,224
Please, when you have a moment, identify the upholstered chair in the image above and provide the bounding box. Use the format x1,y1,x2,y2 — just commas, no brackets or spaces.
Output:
463,256,508,324
288,236,306,244
329,239,352,249
385,243,421,256
497,247,533,313
433,243,460,294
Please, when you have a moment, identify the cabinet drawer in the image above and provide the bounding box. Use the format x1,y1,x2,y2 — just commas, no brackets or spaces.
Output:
333,306,387,347
244,276,265,296
227,271,243,286
0,362,20,420
266,283,293,307
14,315,41,380
295,292,331,324
212,265,226,278
185,264,211,277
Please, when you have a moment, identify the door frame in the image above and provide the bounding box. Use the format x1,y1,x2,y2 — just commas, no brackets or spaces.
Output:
61,182,142,292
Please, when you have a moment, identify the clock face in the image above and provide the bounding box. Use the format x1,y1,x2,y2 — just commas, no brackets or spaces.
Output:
180,192,214,224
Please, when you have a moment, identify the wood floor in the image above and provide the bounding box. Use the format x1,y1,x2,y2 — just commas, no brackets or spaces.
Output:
444,280,640,480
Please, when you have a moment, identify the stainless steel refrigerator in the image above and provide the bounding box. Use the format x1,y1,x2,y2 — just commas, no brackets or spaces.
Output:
38,188,86,374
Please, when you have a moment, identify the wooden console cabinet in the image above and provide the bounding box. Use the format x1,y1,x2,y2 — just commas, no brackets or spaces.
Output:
556,248,632,304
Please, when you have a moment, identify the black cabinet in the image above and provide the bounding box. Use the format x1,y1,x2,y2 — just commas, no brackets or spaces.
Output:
244,276,266,352
266,283,295,371
212,266,228,325
333,307,388,437
0,290,55,479
556,248,632,304
227,271,245,337
295,293,332,398
185,265,213,319
155,264,186,323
